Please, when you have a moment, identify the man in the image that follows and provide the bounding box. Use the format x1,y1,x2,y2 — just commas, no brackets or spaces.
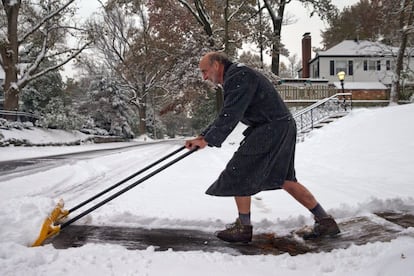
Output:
185,52,340,243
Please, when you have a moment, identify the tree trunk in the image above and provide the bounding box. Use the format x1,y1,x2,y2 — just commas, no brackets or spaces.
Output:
138,105,147,135
263,0,286,76
224,0,230,54
1,0,21,113
179,0,223,111
257,0,264,68
270,40,280,75
390,0,414,104
1,46,19,112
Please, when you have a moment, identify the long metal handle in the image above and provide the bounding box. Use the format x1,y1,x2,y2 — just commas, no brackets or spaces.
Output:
68,146,186,213
60,147,198,229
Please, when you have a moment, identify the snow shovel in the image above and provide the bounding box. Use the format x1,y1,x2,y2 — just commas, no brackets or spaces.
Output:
32,145,198,247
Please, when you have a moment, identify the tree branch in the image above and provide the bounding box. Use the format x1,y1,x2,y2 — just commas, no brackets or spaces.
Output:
19,40,92,89
19,0,76,44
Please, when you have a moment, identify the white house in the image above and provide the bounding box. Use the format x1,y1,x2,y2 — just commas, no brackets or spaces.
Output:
302,37,414,86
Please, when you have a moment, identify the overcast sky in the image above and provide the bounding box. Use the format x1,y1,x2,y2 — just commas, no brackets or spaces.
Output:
70,0,360,77
280,0,359,63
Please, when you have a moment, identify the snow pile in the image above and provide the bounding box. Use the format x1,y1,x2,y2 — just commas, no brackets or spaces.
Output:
0,127,91,146
0,104,413,275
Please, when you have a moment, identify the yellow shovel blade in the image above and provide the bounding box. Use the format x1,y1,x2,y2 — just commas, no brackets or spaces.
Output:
31,200,69,247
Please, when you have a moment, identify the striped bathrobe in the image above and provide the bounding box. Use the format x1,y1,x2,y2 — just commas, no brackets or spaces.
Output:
201,62,297,196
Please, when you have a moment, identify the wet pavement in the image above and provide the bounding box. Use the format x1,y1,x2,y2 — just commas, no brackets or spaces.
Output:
49,211,414,256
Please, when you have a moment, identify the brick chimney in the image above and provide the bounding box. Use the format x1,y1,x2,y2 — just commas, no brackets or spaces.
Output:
301,32,311,78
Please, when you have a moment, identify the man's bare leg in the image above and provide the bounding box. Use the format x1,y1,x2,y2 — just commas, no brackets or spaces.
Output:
235,196,251,213
282,180,318,209
282,180,340,239
282,180,330,218
234,182,325,218
218,182,339,242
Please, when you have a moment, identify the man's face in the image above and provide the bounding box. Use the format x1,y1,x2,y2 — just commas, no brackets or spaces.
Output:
199,57,220,85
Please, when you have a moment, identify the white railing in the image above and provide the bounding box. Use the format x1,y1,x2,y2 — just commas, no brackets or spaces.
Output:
293,93,352,135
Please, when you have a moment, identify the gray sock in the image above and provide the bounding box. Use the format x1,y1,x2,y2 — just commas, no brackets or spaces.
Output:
310,203,329,220
238,212,251,225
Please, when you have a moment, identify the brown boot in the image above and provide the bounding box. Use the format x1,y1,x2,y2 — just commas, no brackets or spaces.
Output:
302,216,340,240
216,218,253,243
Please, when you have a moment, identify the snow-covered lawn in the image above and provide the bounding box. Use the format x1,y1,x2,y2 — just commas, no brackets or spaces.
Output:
1,104,413,275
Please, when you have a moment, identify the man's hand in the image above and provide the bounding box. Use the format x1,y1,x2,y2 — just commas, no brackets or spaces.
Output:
185,136,208,150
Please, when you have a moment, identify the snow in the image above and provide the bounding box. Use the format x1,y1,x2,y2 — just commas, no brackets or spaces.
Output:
1,104,414,275
318,40,398,57
333,81,388,90
1,128,90,145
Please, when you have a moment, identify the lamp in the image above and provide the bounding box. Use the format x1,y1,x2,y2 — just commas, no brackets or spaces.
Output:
337,71,349,111
337,71,345,93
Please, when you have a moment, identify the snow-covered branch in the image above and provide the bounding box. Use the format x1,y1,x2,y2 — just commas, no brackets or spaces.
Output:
177,0,204,26
19,0,76,44
19,40,92,89
178,0,213,36
227,0,249,22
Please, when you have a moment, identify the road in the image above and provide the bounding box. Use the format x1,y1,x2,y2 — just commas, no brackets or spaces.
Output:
0,140,183,182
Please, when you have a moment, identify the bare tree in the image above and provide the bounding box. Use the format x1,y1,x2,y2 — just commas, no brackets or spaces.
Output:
0,0,92,115
87,0,178,135
177,0,215,46
177,0,255,55
177,0,256,110
287,53,300,78
320,0,393,49
390,0,414,104
262,0,337,75
147,0,214,116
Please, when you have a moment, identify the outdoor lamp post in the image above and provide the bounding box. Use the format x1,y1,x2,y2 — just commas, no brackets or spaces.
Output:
337,71,348,111
337,71,345,94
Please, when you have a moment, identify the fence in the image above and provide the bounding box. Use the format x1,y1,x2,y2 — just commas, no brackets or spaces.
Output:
0,109,40,123
277,85,337,101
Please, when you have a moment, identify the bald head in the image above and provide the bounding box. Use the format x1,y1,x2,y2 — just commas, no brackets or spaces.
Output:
199,52,230,85
201,52,230,66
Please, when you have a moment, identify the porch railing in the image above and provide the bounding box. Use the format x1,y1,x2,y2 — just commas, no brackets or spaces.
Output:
293,93,352,135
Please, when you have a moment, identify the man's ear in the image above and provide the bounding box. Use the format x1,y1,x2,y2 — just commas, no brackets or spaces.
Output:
213,61,220,70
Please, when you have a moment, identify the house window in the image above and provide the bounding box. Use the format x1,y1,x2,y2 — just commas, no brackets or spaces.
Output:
386,60,391,70
368,61,376,70
348,60,353,76
330,60,334,75
330,60,352,75
364,60,381,71
335,60,347,74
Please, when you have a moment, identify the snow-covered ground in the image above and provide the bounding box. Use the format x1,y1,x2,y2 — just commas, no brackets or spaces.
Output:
0,104,413,275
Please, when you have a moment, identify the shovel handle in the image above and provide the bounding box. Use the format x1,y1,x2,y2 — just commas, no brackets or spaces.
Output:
68,146,186,213
60,147,198,230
